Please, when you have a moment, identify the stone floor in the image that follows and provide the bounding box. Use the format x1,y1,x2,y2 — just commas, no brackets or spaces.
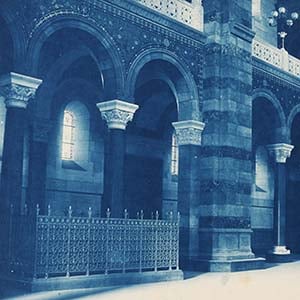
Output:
1,261,300,300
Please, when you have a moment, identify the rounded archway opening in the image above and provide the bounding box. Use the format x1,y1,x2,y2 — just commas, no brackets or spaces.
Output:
251,97,283,255
32,26,117,216
125,59,186,219
286,113,300,253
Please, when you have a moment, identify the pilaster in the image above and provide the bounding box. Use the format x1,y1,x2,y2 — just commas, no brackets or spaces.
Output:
198,0,264,271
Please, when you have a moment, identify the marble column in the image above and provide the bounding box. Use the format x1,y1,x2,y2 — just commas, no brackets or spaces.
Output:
97,100,138,217
0,73,42,214
267,143,294,255
27,119,52,215
172,120,205,268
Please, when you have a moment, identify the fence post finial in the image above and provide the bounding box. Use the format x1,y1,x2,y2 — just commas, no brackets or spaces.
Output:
124,209,128,219
68,206,72,218
106,208,111,219
169,211,173,221
140,210,144,220
36,204,40,216
155,211,159,220
88,207,92,218
47,204,51,216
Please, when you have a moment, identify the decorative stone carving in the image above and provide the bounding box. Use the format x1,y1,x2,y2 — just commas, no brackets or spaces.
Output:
0,72,42,109
172,120,205,146
267,143,294,163
97,100,139,130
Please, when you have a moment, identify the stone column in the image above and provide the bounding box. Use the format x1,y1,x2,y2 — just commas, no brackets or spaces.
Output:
27,119,52,215
267,143,294,256
97,100,138,217
172,120,205,268
0,73,42,214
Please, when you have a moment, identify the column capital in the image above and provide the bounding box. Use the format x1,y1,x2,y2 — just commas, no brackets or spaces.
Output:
267,143,294,163
97,100,139,130
172,120,205,146
0,72,42,108
0,72,42,109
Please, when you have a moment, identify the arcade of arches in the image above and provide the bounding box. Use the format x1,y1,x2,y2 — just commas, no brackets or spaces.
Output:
1,0,300,276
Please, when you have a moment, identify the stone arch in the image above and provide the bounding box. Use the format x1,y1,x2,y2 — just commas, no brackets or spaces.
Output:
287,104,300,141
126,48,200,121
252,88,287,142
26,14,125,103
0,7,26,72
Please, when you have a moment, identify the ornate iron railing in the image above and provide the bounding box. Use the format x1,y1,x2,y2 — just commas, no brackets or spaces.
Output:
4,206,180,279
252,39,300,77
135,0,204,31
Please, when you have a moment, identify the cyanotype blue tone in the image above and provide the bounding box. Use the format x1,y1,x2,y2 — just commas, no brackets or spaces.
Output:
0,0,300,297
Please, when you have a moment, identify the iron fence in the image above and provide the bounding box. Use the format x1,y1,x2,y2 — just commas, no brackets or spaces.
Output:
4,206,180,279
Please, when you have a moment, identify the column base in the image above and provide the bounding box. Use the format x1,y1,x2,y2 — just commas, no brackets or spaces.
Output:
271,246,290,255
183,257,266,272
266,246,293,263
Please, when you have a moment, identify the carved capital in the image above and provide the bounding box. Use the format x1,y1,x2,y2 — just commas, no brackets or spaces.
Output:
0,72,42,109
97,100,139,130
172,120,205,146
267,143,294,164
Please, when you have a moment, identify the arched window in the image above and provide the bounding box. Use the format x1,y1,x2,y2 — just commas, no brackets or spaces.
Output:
171,133,179,176
62,111,75,160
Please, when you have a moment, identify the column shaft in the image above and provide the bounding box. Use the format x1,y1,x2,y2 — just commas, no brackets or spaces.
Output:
178,145,200,266
1,107,26,213
274,163,286,247
27,140,48,214
102,129,125,217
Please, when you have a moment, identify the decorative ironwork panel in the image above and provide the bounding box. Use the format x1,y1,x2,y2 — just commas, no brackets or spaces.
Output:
7,207,180,279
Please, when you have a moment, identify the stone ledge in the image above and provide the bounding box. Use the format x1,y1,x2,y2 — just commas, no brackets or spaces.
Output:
185,257,266,272
0,270,183,293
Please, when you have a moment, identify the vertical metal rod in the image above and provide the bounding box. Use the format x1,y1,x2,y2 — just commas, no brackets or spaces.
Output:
122,209,128,273
66,206,72,277
45,205,50,279
154,211,159,272
33,204,40,279
86,207,92,276
105,208,110,275
139,210,143,273
176,212,180,271
169,212,173,270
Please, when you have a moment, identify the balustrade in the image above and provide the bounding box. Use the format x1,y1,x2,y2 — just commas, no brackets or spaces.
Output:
136,0,203,31
252,39,300,77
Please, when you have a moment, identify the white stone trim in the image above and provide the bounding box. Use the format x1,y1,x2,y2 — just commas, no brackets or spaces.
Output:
172,120,205,146
267,143,294,163
0,72,43,89
97,100,139,130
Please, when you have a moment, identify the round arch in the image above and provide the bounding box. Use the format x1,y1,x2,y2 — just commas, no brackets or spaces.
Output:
252,88,288,143
126,48,200,121
252,88,286,128
0,7,26,73
26,14,124,95
287,104,300,140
